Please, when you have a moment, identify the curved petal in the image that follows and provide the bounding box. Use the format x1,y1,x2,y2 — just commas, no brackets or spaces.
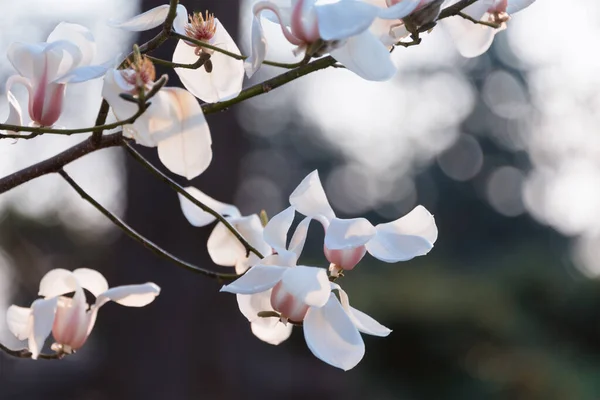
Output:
2,89,23,132
7,42,46,81
315,1,380,41
178,187,241,227
108,5,171,31
172,5,190,35
330,30,396,81
303,294,365,370
507,0,536,14
251,320,293,345
378,0,421,19
280,266,330,307
156,87,213,179
38,268,76,298
47,22,96,67
441,17,496,58
377,205,438,243
72,268,109,298
325,217,376,250
245,13,267,78
101,69,140,136
7,305,32,341
94,283,161,308
56,58,115,84
29,297,58,359
264,206,296,253
289,216,312,259
174,20,244,103
333,285,391,337
237,291,275,322
289,170,336,223
220,265,287,295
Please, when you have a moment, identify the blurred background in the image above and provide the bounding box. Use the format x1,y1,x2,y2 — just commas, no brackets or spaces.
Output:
0,0,599,399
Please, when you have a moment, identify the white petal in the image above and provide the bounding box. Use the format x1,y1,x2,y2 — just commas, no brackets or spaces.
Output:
330,30,396,81
174,20,244,103
378,205,438,243
7,42,45,81
3,89,23,130
101,69,139,126
507,0,536,14
95,283,161,308
251,320,293,345
263,206,295,253
441,17,496,58
325,217,376,250
178,187,241,227
29,297,58,359
38,268,76,298
156,87,213,179
334,285,391,337
378,0,421,19
303,295,365,370
237,291,275,322
220,265,287,295
460,0,495,19
289,170,335,223
244,13,267,78
315,1,380,41
56,58,115,84
72,268,109,298
47,22,96,67
280,266,330,307
6,305,32,340
172,5,190,35
108,5,171,31
288,216,312,259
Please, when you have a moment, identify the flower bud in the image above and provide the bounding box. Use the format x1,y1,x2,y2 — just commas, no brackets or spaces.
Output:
324,245,367,271
270,281,310,322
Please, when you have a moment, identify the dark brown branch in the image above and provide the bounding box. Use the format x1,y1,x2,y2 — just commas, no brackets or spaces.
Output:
0,342,64,360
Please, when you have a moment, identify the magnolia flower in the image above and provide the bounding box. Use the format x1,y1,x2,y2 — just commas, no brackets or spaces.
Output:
290,171,438,273
247,0,422,81
5,22,110,127
441,0,537,57
101,55,212,180
221,234,391,370
177,187,272,274
6,268,160,359
109,4,244,103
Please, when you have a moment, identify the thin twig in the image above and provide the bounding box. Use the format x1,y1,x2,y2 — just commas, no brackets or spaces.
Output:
123,142,264,259
58,169,240,281
0,342,63,360
146,53,211,70
457,11,502,28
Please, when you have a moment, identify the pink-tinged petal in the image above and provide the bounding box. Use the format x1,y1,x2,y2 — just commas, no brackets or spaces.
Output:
38,268,76,298
378,205,438,243
333,285,391,337
72,268,109,298
507,0,536,14
251,320,293,345
47,22,96,67
94,283,161,308
244,13,268,78
289,170,336,223
221,265,287,295
441,17,496,58
324,246,367,271
289,216,312,259
325,217,376,250
280,266,330,307
108,5,171,31
178,187,240,227
29,297,58,359
315,1,379,41
7,305,32,341
303,294,365,370
208,216,271,273
330,30,396,81
264,206,296,253
378,0,421,19
156,87,213,179
237,291,276,323
52,284,90,351
174,20,244,103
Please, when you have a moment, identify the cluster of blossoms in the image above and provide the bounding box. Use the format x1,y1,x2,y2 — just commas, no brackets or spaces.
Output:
2,0,536,367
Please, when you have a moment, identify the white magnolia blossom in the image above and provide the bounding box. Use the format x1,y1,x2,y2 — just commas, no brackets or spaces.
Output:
101,57,213,180
247,0,422,81
442,0,537,57
6,268,160,359
177,187,271,274
109,4,244,103
3,22,110,129
290,171,438,272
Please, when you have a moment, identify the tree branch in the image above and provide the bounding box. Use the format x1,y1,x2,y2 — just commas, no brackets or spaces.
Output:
0,342,64,360
58,169,240,281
